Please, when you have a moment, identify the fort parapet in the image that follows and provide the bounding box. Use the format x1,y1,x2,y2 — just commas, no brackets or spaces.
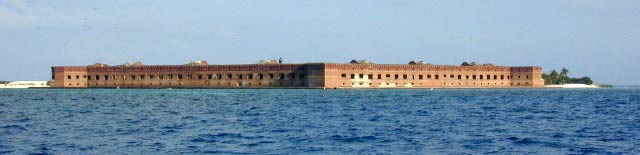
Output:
50,62,544,88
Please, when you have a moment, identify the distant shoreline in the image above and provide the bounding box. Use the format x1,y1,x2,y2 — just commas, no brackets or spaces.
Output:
545,84,604,88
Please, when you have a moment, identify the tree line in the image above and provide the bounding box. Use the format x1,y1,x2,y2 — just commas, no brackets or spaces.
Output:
542,68,593,85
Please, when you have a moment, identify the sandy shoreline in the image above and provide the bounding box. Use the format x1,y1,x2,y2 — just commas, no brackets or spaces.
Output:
545,84,599,88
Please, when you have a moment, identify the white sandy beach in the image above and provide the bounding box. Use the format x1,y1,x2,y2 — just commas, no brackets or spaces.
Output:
545,84,599,88
0,81,50,88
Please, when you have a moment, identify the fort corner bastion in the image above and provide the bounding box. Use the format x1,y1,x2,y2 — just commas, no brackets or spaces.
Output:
50,61,544,89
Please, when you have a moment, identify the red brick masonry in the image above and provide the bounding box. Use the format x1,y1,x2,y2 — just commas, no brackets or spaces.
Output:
50,63,543,88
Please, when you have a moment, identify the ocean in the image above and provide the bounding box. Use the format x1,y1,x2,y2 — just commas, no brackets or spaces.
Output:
1,87,639,154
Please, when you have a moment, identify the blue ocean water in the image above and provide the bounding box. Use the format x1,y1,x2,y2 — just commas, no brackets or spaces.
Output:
0,87,639,154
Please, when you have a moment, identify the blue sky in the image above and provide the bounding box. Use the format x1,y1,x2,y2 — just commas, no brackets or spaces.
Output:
1,0,638,85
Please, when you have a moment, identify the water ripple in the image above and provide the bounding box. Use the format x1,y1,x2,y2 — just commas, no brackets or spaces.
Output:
0,88,638,154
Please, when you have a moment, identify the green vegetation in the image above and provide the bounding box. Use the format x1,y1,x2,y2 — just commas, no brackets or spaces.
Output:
542,68,593,85
0,81,11,84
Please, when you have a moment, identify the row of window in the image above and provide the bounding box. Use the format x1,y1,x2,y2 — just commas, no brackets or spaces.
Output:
341,73,530,80
69,81,306,86
66,73,307,81
343,82,530,86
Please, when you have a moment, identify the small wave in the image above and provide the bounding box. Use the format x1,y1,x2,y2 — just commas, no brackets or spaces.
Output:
302,146,325,152
77,110,92,114
160,129,178,135
181,116,198,120
597,137,627,142
239,140,275,147
164,111,180,115
1,125,27,131
16,117,31,123
329,135,378,143
198,150,249,154
27,144,51,155
509,137,537,145
574,147,608,154
368,116,381,122
161,124,185,130
191,133,264,143
415,110,430,116
550,133,565,138
151,142,165,148
114,128,142,135
269,129,303,133
508,137,567,148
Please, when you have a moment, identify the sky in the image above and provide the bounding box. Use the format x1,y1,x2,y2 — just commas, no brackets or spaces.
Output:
0,0,639,85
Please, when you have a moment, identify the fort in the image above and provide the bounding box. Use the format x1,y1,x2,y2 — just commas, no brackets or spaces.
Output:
50,60,544,88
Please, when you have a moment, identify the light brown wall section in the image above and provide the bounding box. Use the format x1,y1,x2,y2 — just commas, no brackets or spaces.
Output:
323,64,543,88
51,66,88,88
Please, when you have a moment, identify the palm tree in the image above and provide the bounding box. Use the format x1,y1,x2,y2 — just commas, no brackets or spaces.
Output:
549,70,559,84
560,68,569,84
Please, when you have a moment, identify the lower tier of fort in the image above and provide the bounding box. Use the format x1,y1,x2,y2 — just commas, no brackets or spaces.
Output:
50,63,544,88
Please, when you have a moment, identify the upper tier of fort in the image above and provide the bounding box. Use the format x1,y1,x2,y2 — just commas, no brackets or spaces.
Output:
50,60,544,88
